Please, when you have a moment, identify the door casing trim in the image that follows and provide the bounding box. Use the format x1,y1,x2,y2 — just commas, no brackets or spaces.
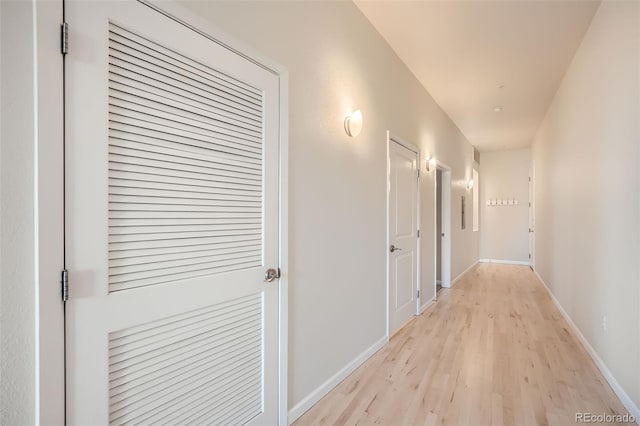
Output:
34,0,65,423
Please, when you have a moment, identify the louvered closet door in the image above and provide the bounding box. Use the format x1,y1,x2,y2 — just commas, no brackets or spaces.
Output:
65,1,280,424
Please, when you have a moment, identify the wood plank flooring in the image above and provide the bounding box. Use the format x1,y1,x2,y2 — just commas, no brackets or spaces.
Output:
294,264,629,426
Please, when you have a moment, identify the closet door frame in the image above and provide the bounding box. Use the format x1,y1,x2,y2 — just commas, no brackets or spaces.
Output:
35,1,289,423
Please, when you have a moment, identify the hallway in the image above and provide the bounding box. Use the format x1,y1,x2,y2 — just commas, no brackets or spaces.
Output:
295,264,627,425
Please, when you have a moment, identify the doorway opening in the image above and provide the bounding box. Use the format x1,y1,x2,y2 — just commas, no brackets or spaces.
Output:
434,163,452,294
436,170,443,293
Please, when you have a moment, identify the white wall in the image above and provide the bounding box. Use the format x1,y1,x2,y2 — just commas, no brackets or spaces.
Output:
531,0,640,414
0,0,480,421
1,1,36,423
479,148,530,263
1,1,65,423
178,0,479,416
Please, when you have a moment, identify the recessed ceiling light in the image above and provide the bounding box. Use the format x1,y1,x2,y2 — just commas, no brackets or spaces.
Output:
493,106,504,113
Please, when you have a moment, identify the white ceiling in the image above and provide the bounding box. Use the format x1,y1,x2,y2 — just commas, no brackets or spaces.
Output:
354,0,600,152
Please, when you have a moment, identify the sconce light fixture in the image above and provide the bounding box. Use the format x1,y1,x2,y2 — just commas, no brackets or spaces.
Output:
426,157,436,172
344,109,363,137
466,179,474,190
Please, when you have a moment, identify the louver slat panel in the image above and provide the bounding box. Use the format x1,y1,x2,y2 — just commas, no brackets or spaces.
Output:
108,294,264,425
107,28,262,102
108,22,264,293
108,37,262,112
109,257,263,292
109,235,262,253
109,118,262,161
108,71,262,136
108,53,263,120
107,81,261,144
109,139,262,175
109,91,262,146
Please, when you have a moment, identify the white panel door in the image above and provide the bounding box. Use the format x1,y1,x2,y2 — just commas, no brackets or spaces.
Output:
389,141,418,335
65,1,280,424
529,166,535,268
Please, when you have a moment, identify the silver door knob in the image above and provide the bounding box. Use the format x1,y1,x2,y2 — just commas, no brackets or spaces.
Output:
264,268,280,282
390,245,402,253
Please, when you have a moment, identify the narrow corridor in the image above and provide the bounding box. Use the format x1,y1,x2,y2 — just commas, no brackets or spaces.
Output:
296,264,627,425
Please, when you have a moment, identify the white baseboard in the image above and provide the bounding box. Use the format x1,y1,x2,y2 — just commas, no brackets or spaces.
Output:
479,259,530,266
532,269,640,424
420,297,436,314
451,260,479,286
287,335,388,424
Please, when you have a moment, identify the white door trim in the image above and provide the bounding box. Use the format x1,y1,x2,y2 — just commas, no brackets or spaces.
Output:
277,72,290,426
34,1,65,423
434,161,452,291
386,131,421,338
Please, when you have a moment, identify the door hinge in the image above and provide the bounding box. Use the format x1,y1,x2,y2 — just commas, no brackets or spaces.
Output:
61,22,69,55
417,169,420,178
417,289,420,299
61,269,69,302
529,253,531,259
417,229,420,238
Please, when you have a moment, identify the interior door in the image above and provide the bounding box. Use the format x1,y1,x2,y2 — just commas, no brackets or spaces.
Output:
529,166,535,268
437,168,451,288
65,1,280,424
388,140,418,335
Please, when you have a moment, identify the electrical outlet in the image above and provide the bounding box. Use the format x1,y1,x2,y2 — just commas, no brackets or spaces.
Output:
602,316,607,332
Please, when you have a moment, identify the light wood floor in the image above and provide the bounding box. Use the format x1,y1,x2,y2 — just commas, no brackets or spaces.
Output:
294,264,628,426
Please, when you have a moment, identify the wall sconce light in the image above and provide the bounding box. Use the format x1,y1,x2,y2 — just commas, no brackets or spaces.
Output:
426,157,436,172
466,179,474,190
344,109,363,137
